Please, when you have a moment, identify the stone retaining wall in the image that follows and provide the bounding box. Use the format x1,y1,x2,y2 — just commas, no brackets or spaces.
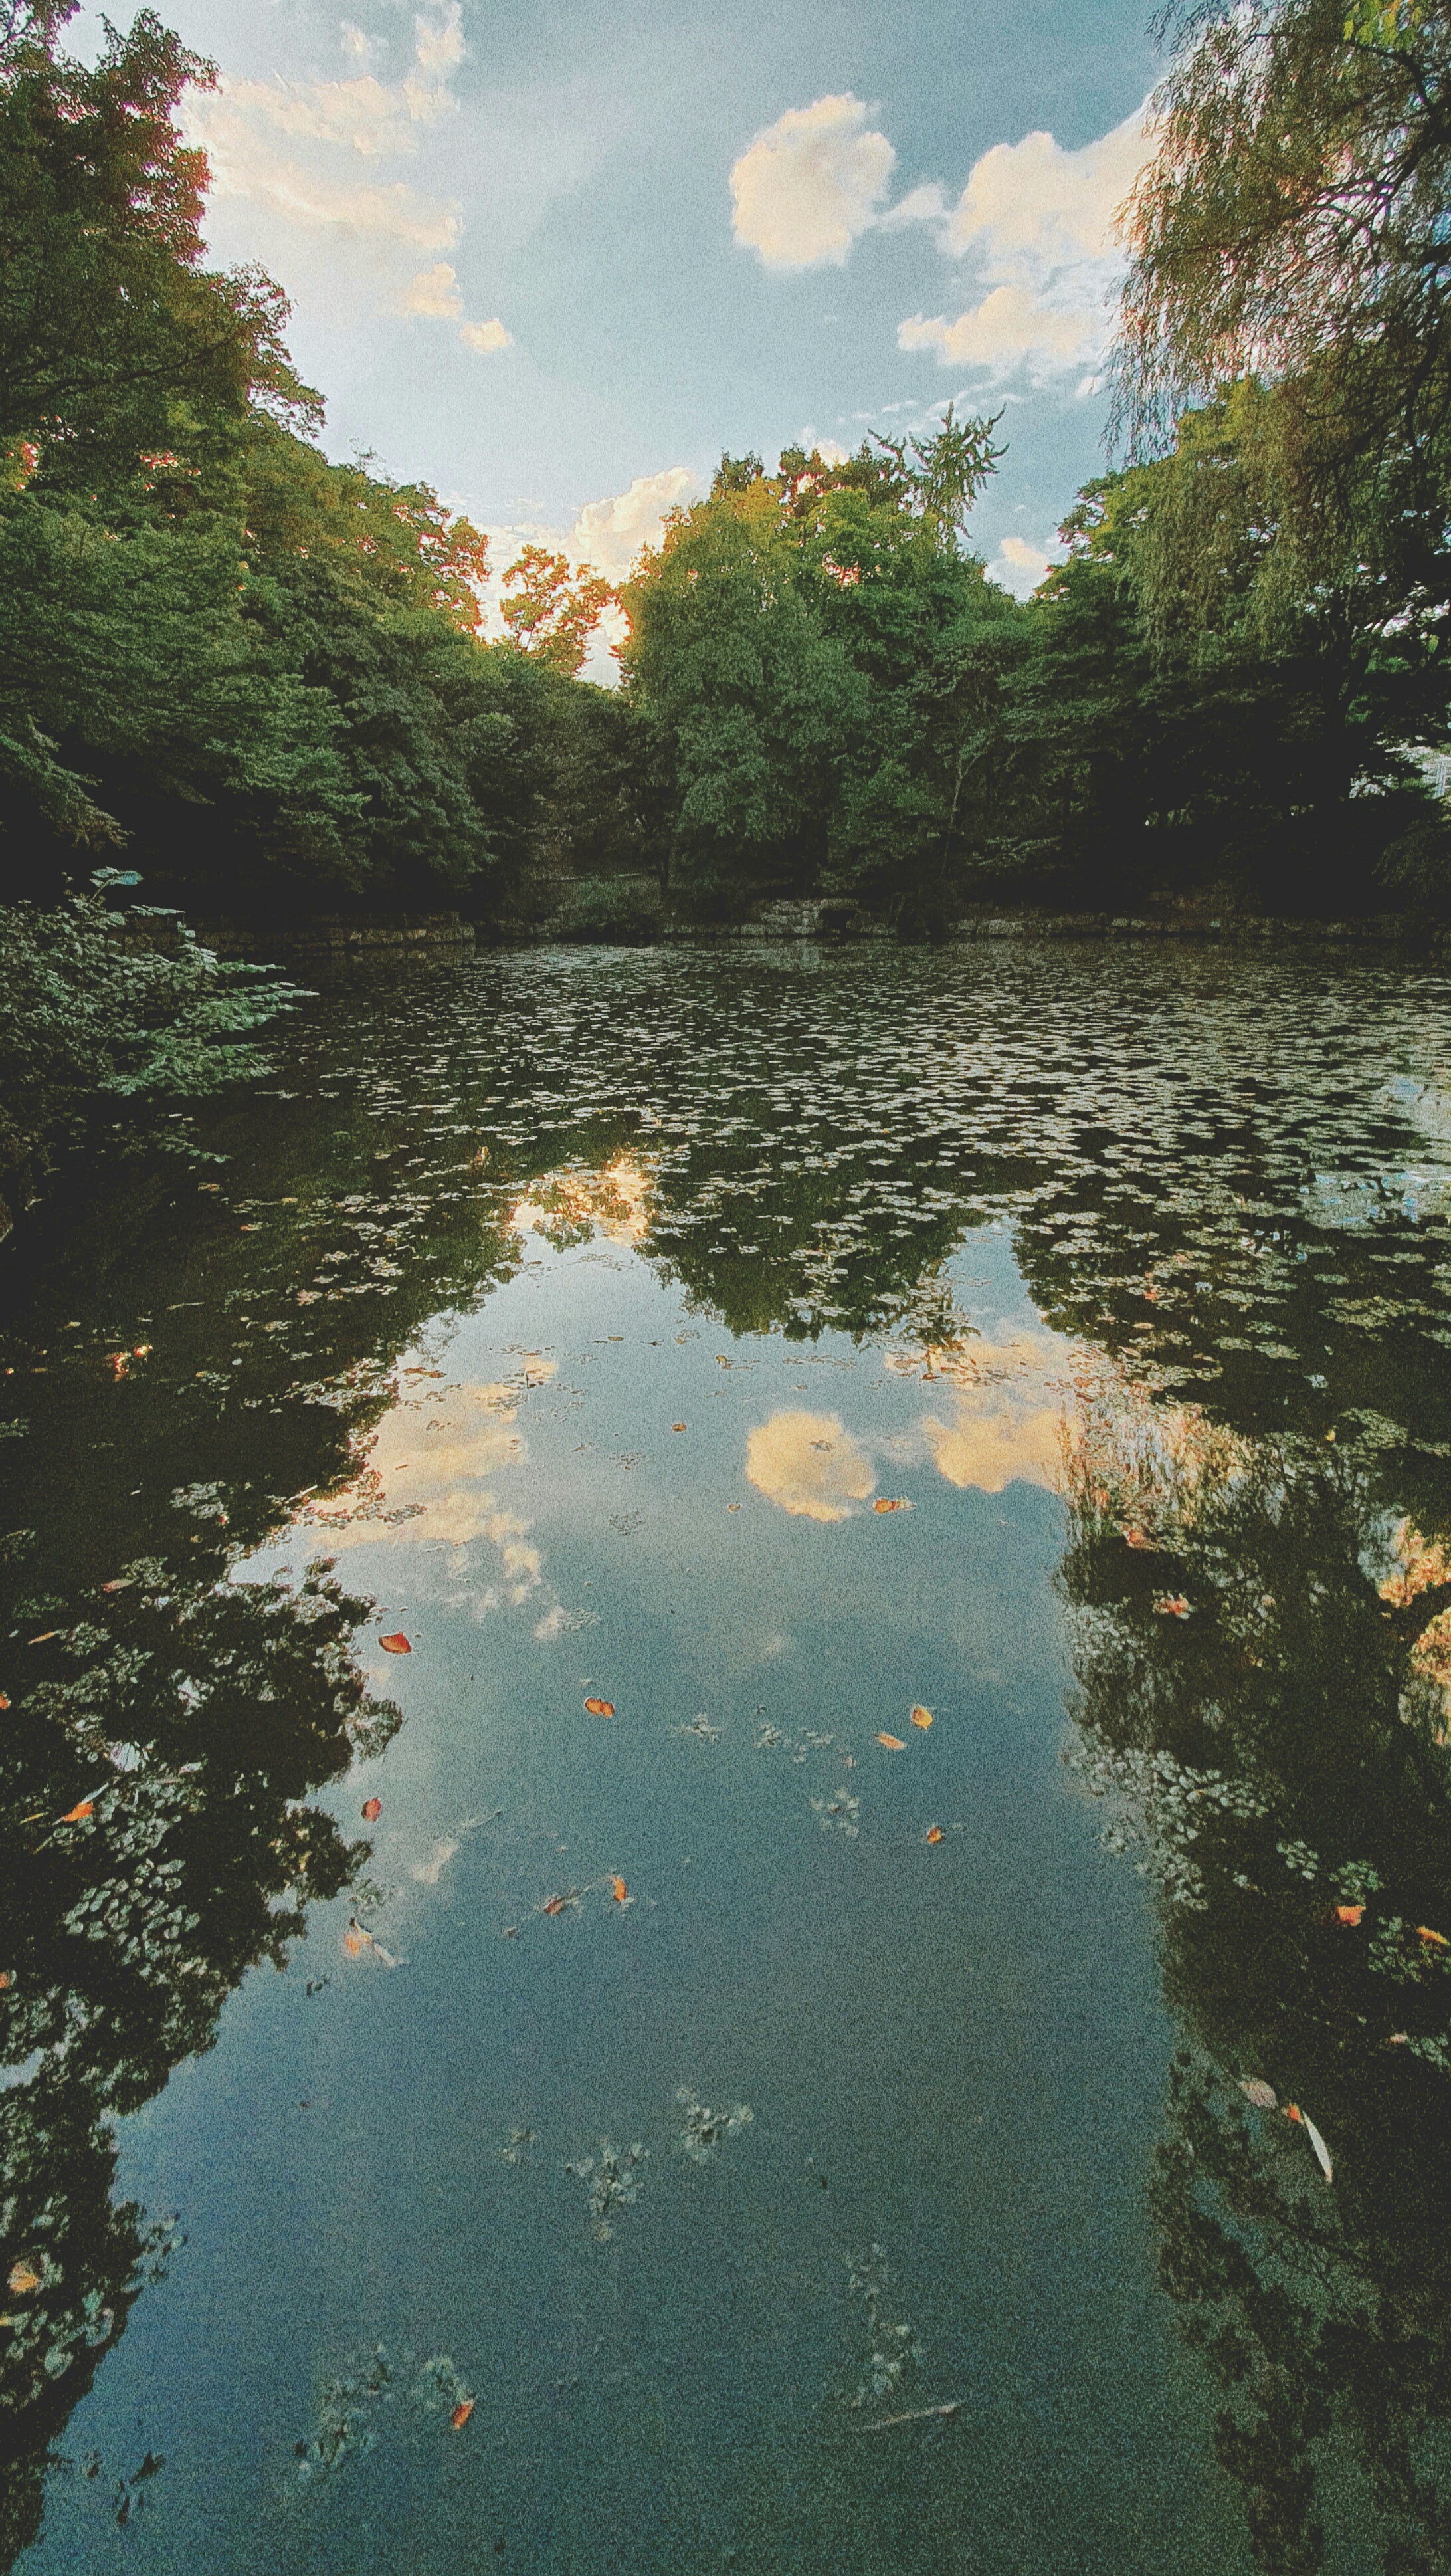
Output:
193,912,475,961
187,899,1451,957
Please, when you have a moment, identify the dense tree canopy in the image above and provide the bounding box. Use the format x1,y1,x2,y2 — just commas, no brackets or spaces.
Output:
1,0,1449,935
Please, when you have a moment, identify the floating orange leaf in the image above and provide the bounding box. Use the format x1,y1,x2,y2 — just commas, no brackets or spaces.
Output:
379,1633,411,1654
876,1732,906,1751
541,1893,574,1917
611,1876,629,1904
361,1797,381,1823
873,1497,912,1515
1122,1526,1158,1551
7,2262,40,2296
342,1928,366,1957
671,1423,686,1433
1418,1925,1450,1947
910,1706,933,1729
0,1695,9,1710
1335,1904,1365,1927
450,2400,475,2431
59,1799,93,1824
584,1697,614,1717
925,1826,945,1844
1153,1595,1193,1619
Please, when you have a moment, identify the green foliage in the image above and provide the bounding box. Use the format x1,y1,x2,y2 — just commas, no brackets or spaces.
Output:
1113,0,1451,625
0,2,316,488
0,891,299,1218
0,6,638,918
620,423,1024,918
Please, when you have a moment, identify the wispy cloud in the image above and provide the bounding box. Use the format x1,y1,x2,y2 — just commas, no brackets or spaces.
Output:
183,7,488,302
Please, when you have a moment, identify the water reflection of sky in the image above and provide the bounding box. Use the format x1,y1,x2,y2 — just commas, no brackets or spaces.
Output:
7,946,1451,2576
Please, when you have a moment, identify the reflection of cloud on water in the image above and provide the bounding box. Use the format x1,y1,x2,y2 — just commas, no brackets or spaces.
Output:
912,1335,1069,1495
745,1410,875,1520
300,1363,557,1611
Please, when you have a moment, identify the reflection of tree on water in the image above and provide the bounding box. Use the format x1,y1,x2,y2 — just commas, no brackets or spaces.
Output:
1061,1369,1451,2573
5,949,1451,2565
0,1541,399,2565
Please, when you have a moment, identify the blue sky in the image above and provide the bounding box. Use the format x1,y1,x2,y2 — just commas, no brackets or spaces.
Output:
79,0,1162,600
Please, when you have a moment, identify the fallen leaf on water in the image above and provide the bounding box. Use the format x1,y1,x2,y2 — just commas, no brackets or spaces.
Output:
1239,2078,1277,2110
28,1632,59,1646
1153,1595,1193,1619
1285,2105,1333,2182
0,1695,9,1709
59,1800,94,1824
1418,1925,1449,1947
541,1891,579,1917
873,1498,912,1515
379,1633,411,1655
925,1826,945,1844
1335,1904,1365,1927
361,1798,381,1823
450,2400,475,2431
876,1733,907,1751
100,1578,134,1594
7,2263,41,2296
584,1697,615,1717
671,1423,686,1433
910,1706,933,1729
1122,1525,1158,1550
611,1876,629,1904
342,1929,366,1957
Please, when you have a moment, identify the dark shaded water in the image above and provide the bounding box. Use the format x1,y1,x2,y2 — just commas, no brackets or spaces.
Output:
3,944,1451,2575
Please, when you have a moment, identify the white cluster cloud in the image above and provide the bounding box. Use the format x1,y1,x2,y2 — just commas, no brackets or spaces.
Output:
730,94,896,271
988,533,1060,598
732,91,1155,384
183,6,510,350
901,105,1155,385
571,466,703,579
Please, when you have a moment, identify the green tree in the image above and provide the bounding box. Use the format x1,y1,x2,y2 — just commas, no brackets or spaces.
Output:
1112,0,1451,613
0,1,314,490
619,415,1016,918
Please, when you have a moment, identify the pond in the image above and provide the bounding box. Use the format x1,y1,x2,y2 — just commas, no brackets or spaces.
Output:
3,941,1451,2576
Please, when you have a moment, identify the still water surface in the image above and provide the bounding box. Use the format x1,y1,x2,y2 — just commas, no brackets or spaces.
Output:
4,944,1451,2575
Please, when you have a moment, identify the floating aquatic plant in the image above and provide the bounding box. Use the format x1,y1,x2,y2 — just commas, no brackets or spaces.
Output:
564,2139,649,2240
676,2088,754,2163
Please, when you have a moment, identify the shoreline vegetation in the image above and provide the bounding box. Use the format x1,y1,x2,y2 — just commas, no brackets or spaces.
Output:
3,0,1451,1215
